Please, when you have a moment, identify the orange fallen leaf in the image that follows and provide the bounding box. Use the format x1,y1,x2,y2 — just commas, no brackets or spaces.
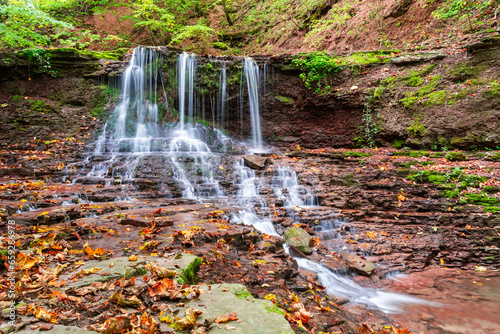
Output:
234,261,242,267
214,312,238,323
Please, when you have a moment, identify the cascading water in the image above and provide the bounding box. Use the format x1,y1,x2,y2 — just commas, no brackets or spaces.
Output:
243,58,263,150
70,47,431,315
177,52,196,129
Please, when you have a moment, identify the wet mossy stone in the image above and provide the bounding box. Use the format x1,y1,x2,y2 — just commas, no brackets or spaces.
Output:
445,151,467,161
284,227,313,255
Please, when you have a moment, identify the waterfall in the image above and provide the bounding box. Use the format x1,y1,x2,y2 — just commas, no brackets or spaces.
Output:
244,58,263,149
218,61,227,129
178,52,196,129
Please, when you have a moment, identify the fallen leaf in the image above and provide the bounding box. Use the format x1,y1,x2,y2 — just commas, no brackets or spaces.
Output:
215,312,238,323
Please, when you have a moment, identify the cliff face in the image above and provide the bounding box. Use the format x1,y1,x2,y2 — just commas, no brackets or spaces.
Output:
0,39,499,152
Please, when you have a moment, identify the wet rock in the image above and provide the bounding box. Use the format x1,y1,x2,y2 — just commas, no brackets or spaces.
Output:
340,251,376,277
284,227,313,255
390,52,446,65
243,155,265,170
165,284,293,333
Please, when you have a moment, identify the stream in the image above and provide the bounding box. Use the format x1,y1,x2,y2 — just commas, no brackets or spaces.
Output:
64,46,435,316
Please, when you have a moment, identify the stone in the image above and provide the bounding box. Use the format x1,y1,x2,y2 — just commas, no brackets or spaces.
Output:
242,155,265,170
340,251,376,276
57,253,200,290
284,227,313,255
390,52,446,65
171,284,294,334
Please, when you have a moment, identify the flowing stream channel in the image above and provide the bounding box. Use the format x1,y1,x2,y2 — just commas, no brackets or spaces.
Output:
69,46,433,314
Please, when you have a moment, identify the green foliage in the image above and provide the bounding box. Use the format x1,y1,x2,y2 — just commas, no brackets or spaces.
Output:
127,0,177,45
432,0,493,20
212,41,229,50
361,91,380,148
171,23,216,52
21,48,56,76
392,138,405,149
0,4,73,49
180,257,202,284
372,87,384,99
29,99,54,113
291,52,340,93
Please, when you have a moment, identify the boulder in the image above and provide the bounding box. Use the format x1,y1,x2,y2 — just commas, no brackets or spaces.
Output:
243,155,265,170
284,227,313,255
340,251,376,276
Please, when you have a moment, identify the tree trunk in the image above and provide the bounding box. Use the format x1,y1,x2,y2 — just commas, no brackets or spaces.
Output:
222,0,233,26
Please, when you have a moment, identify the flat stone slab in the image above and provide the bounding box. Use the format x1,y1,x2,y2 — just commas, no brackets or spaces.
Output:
341,251,375,276
16,325,98,334
57,253,199,290
171,284,293,334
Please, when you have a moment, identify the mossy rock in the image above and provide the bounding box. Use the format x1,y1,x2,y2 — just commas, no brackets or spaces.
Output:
445,151,467,161
283,227,313,255
274,95,294,104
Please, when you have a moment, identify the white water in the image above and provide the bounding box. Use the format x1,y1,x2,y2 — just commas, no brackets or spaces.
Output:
244,58,263,150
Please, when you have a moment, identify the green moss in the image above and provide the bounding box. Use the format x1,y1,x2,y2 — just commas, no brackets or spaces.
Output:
275,95,294,104
406,74,424,87
400,92,418,108
343,151,371,157
459,193,500,212
487,152,500,161
403,64,435,87
393,150,430,158
424,90,447,106
77,48,128,60
483,80,500,98
428,174,446,184
445,151,467,161
264,304,284,315
372,87,384,99
29,99,57,113
418,76,440,97
180,256,202,284
407,119,426,136
443,189,460,198
341,172,356,186
234,287,254,299
381,76,397,87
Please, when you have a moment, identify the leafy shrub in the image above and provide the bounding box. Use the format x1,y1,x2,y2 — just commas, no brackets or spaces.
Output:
0,4,73,49
171,23,216,53
291,52,340,93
